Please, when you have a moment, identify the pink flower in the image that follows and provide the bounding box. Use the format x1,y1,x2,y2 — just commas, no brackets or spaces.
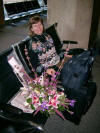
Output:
48,90,56,95
51,77,57,82
65,98,71,103
34,106,41,115
68,111,74,115
49,96,60,108
32,96,39,104
54,108,66,120
58,92,64,96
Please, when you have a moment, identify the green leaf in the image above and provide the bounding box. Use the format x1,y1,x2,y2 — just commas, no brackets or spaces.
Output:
27,98,32,103
39,97,42,103
31,104,35,110
49,109,55,113
58,105,65,111
40,110,50,117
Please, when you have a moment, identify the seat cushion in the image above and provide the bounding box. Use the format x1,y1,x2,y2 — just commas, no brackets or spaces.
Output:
46,23,62,54
0,48,22,104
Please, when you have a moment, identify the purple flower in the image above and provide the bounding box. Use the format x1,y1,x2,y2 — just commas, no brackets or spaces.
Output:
55,72,60,76
41,102,49,111
52,83,57,87
49,82,53,86
70,100,76,107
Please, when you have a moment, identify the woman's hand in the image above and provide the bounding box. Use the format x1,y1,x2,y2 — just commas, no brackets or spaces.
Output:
46,68,55,75
65,47,72,58
64,54,73,58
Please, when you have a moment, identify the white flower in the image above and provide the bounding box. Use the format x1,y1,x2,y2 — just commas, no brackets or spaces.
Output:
24,101,29,106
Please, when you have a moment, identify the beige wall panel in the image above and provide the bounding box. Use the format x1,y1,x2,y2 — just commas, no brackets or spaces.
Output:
47,0,94,49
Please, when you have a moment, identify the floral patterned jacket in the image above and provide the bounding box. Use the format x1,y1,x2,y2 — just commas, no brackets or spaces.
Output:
28,33,64,75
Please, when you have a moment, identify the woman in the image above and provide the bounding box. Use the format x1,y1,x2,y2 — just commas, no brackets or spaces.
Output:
28,15,66,76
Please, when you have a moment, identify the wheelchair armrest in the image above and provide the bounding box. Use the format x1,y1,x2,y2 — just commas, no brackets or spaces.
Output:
0,104,23,115
62,40,78,45
67,48,86,55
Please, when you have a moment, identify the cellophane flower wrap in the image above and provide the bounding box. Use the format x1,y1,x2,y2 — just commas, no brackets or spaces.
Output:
21,69,75,120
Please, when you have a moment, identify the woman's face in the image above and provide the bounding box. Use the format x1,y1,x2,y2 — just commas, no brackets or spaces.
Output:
31,21,43,35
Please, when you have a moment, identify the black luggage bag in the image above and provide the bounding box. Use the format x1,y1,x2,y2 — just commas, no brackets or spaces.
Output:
62,80,97,124
60,49,97,124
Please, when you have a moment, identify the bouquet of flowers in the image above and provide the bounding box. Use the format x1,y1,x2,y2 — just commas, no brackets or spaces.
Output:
21,70,75,120
8,45,75,120
17,46,76,120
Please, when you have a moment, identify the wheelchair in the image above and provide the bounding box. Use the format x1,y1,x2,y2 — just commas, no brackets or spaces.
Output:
0,23,96,133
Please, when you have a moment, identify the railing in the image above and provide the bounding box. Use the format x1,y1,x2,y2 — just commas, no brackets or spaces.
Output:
4,0,47,21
